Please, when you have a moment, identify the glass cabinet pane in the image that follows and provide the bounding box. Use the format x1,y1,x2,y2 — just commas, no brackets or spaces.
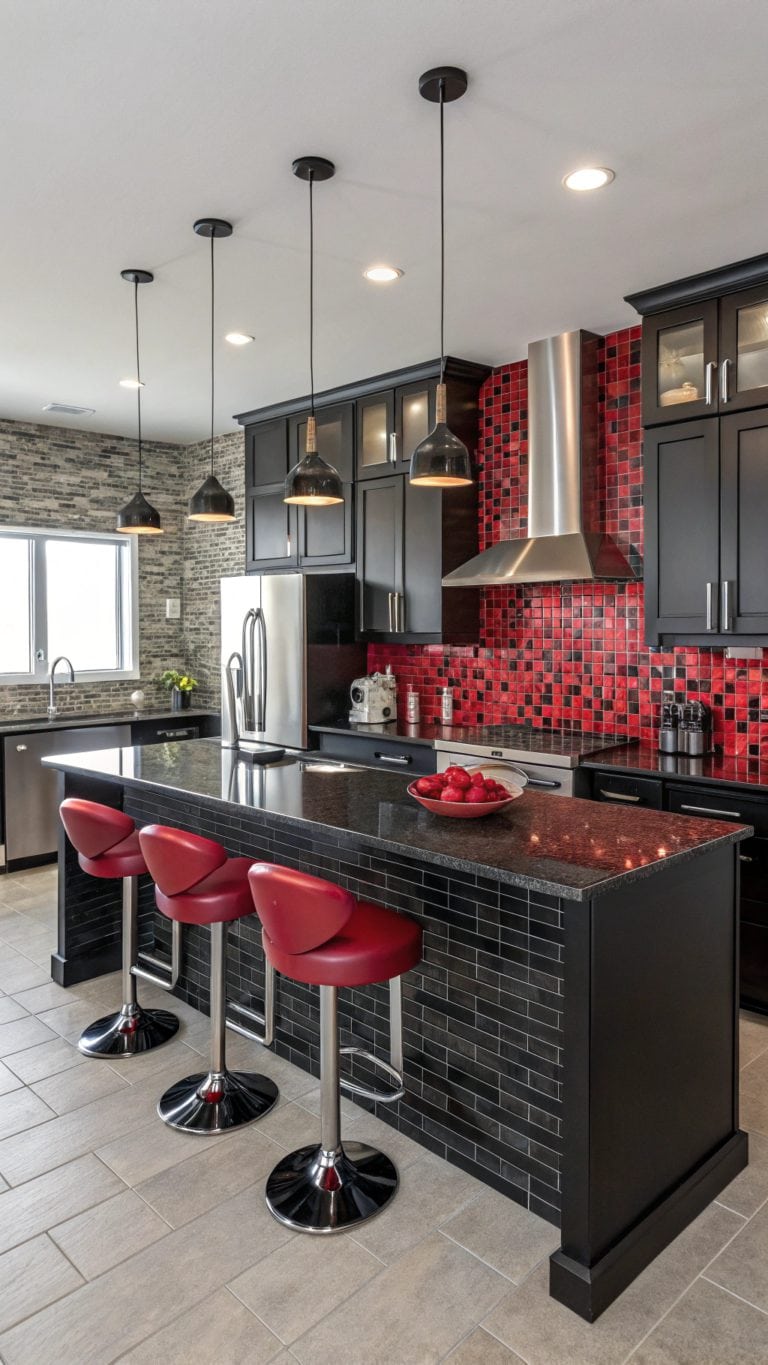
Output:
400,389,430,461
736,301,768,395
657,320,705,409
360,401,390,467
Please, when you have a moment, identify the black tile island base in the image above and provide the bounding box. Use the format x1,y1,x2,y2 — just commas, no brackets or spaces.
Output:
45,741,749,1322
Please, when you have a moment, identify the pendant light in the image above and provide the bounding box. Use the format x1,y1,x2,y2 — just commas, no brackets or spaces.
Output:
188,218,236,523
284,157,344,507
410,66,473,488
116,270,163,534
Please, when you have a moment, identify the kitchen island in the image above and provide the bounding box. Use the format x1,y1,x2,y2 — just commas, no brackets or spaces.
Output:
46,739,749,1321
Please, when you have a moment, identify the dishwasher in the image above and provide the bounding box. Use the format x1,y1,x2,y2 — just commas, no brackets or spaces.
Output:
3,725,131,868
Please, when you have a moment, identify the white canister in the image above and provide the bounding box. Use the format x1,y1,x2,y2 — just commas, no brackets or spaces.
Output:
406,687,420,723
440,687,453,725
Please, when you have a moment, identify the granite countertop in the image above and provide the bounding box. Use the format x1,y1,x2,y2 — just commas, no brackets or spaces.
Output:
310,719,627,762
0,708,218,738
43,738,750,902
582,744,768,795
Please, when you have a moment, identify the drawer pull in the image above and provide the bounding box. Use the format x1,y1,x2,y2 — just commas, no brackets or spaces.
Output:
527,777,562,789
375,752,412,765
157,729,195,739
680,804,742,819
599,789,640,802
740,855,754,863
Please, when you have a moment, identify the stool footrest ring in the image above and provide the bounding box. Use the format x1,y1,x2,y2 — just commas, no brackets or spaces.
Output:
225,962,276,1048
339,1046,405,1104
132,921,182,992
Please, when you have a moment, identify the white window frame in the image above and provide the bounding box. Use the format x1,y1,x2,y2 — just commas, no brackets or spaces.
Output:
0,525,140,685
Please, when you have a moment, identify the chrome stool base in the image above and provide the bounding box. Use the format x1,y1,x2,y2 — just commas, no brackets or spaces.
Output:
266,1140,398,1233
78,1005,179,1058
157,1068,278,1133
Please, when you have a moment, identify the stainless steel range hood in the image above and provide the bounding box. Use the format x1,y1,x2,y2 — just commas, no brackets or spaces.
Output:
442,330,635,586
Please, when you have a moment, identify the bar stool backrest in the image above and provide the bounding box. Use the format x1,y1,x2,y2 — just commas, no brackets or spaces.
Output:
139,824,228,897
60,799,135,860
248,862,355,955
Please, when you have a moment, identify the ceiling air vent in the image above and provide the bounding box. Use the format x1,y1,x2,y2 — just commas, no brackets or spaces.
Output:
42,402,96,417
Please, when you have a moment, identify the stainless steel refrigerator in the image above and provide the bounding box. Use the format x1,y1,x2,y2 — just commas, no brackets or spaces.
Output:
220,573,365,752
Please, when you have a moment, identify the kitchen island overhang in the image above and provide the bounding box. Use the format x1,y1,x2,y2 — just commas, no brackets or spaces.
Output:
45,741,750,1322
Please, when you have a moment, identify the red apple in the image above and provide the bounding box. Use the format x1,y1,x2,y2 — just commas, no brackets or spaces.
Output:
470,772,487,788
441,784,465,803
452,771,472,790
465,785,489,804
415,777,441,797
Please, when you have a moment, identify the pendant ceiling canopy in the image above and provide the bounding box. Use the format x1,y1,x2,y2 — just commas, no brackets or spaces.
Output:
116,269,163,535
188,218,237,524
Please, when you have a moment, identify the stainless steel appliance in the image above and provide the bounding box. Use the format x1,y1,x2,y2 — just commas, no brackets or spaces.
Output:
4,723,131,867
443,331,635,586
434,725,621,797
349,672,397,725
220,573,365,753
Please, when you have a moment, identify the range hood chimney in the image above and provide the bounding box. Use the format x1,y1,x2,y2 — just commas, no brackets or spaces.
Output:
442,330,635,586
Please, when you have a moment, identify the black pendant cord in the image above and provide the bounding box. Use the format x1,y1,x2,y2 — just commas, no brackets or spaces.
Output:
308,170,315,417
209,232,215,476
133,280,143,490
439,78,446,388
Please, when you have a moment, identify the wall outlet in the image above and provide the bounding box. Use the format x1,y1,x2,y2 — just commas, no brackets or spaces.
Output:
165,597,181,620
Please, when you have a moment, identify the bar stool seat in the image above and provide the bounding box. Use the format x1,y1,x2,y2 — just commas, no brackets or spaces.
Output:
139,825,278,1134
60,799,179,1058
249,862,422,1235
262,900,421,988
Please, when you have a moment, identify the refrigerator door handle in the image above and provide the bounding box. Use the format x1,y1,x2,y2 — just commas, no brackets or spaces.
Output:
255,608,268,732
241,609,258,733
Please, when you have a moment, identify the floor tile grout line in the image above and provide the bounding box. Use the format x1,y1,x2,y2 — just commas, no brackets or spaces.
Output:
436,1225,549,1285
0,1229,87,1339
699,1273,768,1317
477,1318,535,1364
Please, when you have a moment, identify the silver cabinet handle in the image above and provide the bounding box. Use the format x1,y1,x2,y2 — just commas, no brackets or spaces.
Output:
389,433,397,464
394,592,405,633
599,789,640,802
705,361,717,406
157,728,195,739
706,581,717,631
680,803,742,818
387,592,394,632
527,777,562,789
740,855,754,863
374,752,412,765
720,358,731,404
721,580,733,632
15,744,27,752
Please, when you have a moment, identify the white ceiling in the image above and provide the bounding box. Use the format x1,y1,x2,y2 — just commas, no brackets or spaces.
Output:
2,0,768,443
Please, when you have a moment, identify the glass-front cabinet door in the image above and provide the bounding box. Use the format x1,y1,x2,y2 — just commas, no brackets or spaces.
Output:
719,284,768,413
641,301,718,426
356,391,395,478
395,381,435,470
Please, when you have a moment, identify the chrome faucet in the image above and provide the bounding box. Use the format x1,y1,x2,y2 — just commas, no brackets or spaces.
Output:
48,656,75,719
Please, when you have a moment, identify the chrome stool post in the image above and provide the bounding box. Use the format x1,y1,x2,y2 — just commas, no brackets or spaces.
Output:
265,981,400,1233
157,920,278,1133
79,873,179,1058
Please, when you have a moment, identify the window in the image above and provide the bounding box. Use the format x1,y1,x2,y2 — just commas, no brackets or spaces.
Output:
0,527,138,683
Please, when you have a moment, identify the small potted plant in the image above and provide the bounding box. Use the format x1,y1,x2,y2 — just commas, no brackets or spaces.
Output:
159,669,198,712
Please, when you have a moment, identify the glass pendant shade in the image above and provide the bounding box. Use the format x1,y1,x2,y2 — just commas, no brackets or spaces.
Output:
116,489,163,534
187,473,236,522
409,382,472,486
284,416,343,505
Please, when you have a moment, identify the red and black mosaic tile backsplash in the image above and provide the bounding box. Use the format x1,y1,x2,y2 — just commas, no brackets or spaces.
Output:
369,325,768,758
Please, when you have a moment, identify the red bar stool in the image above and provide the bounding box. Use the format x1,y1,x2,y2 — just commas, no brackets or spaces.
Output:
139,824,278,1133
248,862,422,1234
59,799,179,1057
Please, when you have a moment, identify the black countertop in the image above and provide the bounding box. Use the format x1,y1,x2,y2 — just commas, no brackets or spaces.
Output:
0,708,218,739
582,744,768,795
44,739,749,902
310,719,628,763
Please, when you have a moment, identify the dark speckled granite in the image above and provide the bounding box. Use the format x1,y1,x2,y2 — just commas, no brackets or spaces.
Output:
583,744,768,794
44,738,750,901
310,719,626,764
0,708,217,738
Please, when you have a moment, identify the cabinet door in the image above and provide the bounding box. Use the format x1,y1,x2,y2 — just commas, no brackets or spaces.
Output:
246,418,289,488
642,302,719,426
720,410,768,634
644,420,720,641
719,284,768,414
355,476,403,634
292,404,355,567
402,479,443,635
394,381,435,471
356,390,396,479
246,486,297,572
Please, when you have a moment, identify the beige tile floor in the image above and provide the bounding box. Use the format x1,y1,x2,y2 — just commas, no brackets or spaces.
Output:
0,867,766,1364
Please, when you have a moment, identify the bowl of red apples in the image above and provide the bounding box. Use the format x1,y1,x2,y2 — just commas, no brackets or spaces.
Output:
407,765,524,819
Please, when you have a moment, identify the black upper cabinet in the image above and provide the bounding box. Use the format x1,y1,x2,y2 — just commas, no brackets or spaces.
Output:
356,476,404,633
246,488,296,573
246,417,290,487
718,283,768,414
292,403,354,568
644,421,720,641
641,302,719,426
356,381,435,479
720,409,768,635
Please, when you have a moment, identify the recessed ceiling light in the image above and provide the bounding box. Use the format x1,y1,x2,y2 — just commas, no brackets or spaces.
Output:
224,332,255,345
563,166,615,192
119,377,145,389
363,265,404,283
